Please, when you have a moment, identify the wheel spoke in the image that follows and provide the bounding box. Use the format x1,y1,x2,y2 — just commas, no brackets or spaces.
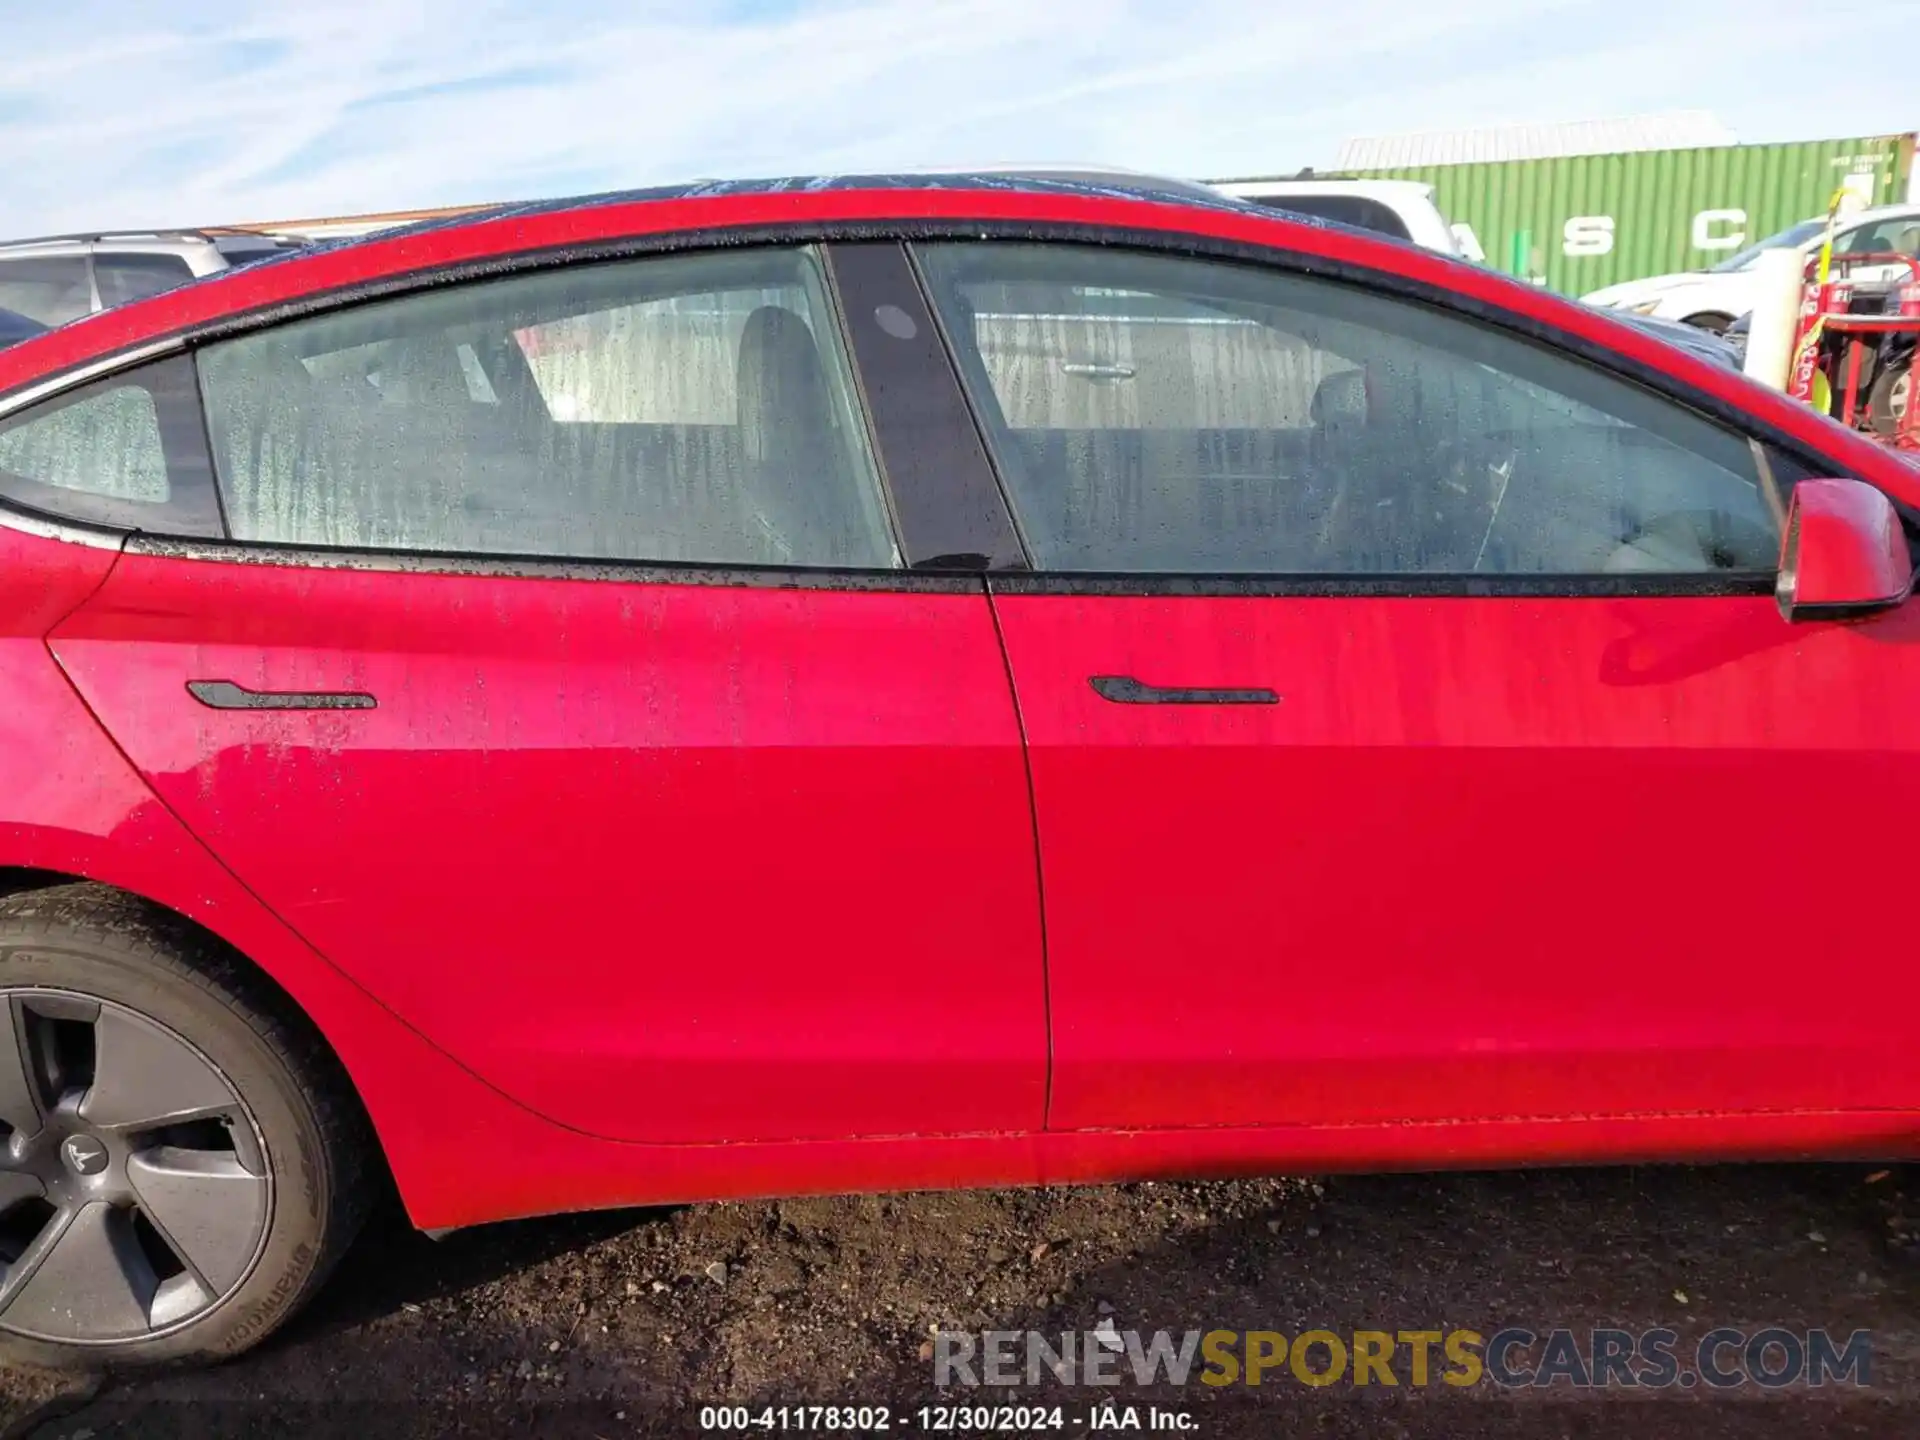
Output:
0,999,44,1137
127,1148,267,1295
1,1202,156,1339
78,1008,235,1132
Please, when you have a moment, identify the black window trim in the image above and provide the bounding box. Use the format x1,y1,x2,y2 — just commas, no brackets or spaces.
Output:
0,215,1877,596
118,531,984,592
822,241,1024,570
981,571,1777,600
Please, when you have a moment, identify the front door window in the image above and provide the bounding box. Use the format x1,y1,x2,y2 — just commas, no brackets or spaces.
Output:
917,241,1789,579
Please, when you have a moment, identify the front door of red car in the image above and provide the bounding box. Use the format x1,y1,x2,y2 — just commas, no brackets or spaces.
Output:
915,239,1920,1133
50,242,1047,1144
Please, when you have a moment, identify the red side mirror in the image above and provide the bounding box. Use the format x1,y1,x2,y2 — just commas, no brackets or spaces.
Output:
1776,478,1913,622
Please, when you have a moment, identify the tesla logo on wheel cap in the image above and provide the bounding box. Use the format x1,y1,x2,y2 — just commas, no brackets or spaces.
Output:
62,1135,109,1176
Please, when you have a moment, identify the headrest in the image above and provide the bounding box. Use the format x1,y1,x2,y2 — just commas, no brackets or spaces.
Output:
735,306,832,462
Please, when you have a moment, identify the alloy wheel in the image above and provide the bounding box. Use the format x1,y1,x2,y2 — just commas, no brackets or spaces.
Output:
0,989,271,1345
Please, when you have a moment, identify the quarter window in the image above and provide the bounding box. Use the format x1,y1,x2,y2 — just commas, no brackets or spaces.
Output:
0,357,223,535
917,243,1788,577
197,247,900,568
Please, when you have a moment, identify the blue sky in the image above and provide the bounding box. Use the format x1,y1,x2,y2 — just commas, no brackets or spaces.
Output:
4,0,1916,234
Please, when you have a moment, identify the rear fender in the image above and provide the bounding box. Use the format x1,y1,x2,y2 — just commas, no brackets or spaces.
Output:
0,523,569,1225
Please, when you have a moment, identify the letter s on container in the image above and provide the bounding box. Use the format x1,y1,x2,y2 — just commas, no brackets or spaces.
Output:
1563,215,1616,257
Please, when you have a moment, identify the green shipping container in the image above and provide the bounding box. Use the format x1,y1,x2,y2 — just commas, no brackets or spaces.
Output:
1342,133,1916,295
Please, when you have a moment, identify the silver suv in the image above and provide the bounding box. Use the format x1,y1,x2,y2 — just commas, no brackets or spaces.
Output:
0,230,305,329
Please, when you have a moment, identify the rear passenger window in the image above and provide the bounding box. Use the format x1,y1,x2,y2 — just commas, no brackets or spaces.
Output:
197,248,900,568
94,253,196,308
917,243,1786,577
0,256,93,327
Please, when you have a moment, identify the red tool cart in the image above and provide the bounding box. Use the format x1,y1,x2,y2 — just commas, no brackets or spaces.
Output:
1788,250,1920,453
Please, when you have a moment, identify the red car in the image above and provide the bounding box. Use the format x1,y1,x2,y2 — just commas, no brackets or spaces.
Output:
0,170,1915,1370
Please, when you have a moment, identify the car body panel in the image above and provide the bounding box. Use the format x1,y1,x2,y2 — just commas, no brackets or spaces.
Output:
3,178,1920,1229
49,550,1048,1143
991,589,1920,1131
1581,269,1763,326
405,1107,1920,1233
0,523,597,1226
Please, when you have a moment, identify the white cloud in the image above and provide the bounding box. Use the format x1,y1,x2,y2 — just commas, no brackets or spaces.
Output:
2,0,1915,234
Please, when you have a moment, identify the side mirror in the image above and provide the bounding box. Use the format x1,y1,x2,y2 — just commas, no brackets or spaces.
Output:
1776,478,1914,622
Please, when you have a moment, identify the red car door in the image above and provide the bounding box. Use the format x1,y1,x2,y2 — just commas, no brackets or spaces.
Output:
51,242,1047,1145
915,238,1920,1134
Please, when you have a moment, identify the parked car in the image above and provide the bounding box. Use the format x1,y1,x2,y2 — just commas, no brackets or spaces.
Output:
1611,309,1743,368
0,169,1917,1370
0,308,42,349
1210,175,1467,257
1212,178,1739,369
1582,204,1920,332
0,230,306,329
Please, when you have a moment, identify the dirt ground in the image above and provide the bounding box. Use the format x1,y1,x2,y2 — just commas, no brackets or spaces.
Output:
5,1163,1920,1439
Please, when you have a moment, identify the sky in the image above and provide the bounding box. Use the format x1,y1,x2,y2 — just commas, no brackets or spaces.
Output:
3,0,1917,235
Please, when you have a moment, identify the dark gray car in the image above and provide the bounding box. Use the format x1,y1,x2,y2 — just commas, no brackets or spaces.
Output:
0,306,44,348
1611,309,1742,369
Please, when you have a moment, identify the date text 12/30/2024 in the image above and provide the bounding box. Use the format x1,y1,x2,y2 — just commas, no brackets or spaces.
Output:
698,1405,1194,1431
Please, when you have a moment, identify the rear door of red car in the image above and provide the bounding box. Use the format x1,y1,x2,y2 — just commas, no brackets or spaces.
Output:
43,238,1047,1145
913,237,1920,1134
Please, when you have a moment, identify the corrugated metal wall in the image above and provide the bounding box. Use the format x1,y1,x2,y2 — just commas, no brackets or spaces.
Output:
1344,133,1916,295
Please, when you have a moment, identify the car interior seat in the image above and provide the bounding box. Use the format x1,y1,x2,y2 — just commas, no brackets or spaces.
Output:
734,305,860,563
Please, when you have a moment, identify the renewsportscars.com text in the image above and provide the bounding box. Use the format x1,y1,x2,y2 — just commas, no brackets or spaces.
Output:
933,1326,1872,1390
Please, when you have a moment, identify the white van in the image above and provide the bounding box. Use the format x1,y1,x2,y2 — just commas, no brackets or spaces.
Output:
1210,177,1469,258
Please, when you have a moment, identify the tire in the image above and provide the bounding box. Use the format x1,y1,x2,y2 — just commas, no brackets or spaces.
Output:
1869,359,1911,439
1682,312,1735,335
0,884,368,1369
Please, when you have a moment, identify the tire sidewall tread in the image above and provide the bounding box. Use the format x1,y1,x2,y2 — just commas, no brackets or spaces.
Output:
0,884,368,1370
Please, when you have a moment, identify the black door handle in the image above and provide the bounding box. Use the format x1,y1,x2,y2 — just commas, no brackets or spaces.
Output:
1089,675,1280,706
187,680,377,711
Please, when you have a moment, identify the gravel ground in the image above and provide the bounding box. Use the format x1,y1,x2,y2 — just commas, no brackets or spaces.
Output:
5,1163,1920,1439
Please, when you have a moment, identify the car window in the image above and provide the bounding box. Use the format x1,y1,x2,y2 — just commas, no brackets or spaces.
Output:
197,247,900,568
1834,219,1920,258
0,256,93,327
1710,220,1828,273
0,357,224,535
1248,195,1414,242
94,252,196,308
0,386,168,502
916,242,1785,577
